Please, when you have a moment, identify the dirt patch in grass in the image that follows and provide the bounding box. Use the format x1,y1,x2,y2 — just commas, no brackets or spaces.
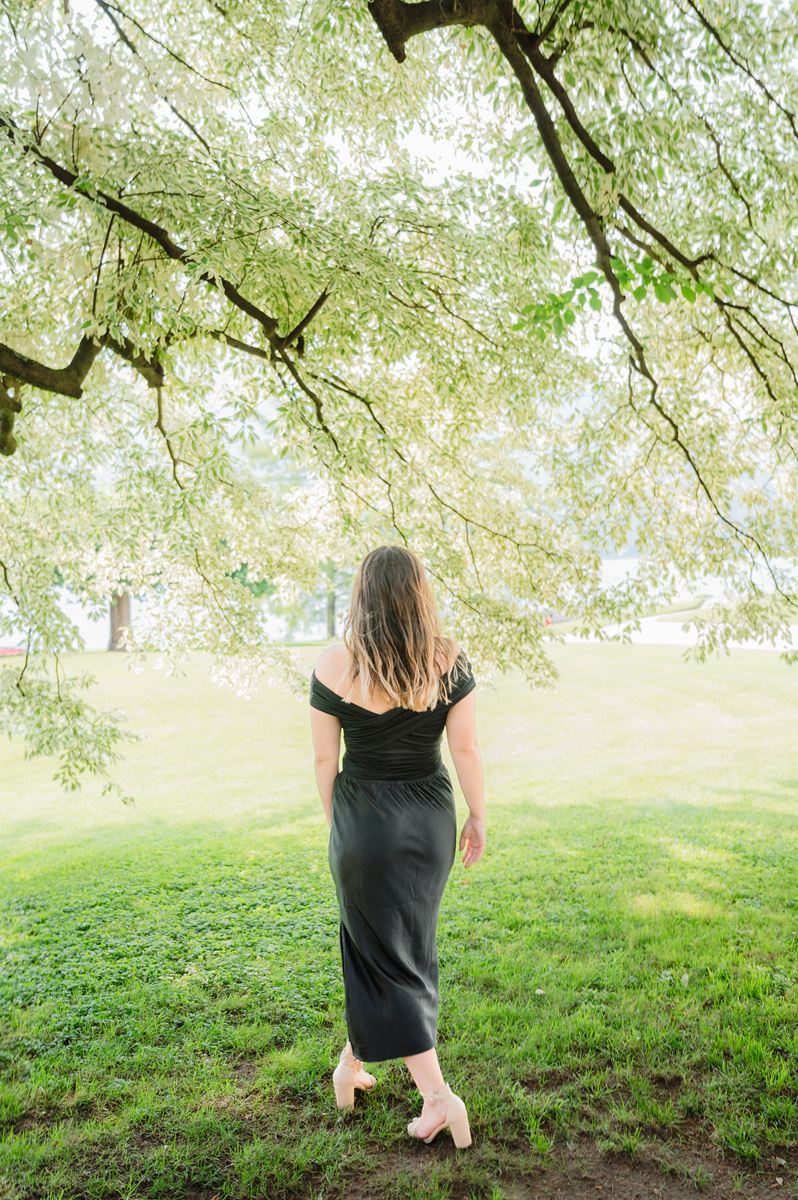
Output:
339,1129,797,1200
647,1072,685,1098
551,1131,797,1200
230,1057,260,1082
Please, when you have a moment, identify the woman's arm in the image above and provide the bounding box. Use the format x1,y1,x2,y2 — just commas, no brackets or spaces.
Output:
309,707,341,829
445,690,487,868
445,691,484,818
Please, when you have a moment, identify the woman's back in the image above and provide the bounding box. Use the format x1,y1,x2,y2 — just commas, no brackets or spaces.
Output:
309,647,476,781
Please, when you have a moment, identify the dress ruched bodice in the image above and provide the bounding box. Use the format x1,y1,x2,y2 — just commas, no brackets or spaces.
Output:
309,652,476,781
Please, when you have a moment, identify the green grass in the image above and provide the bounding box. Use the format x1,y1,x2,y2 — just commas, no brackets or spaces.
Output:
1,643,797,1198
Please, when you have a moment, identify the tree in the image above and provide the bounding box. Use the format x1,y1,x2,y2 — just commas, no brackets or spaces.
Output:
324,561,339,640
1,0,796,801
108,589,131,651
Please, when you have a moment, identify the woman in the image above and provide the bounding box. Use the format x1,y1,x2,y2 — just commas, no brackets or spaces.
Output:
309,545,486,1149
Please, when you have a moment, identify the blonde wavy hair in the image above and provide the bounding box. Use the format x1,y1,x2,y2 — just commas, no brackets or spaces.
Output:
339,545,464,712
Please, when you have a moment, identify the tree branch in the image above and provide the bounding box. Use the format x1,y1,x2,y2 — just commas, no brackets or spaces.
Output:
0,114,333,431
0,113,281,338
684,0,798,144
0,337,102,398
0,333,164,398
367,0,798,609
367,0,486,62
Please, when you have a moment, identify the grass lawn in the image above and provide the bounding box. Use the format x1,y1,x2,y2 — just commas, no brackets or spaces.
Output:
1,643,797,1200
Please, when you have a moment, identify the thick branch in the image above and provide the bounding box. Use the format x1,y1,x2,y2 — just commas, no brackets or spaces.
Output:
0,337,102,397
277,286,330,349
0,376,22,455
367,0,486,62
0,333,163,397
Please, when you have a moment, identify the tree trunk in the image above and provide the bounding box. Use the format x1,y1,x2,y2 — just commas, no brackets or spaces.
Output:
326,586,336,639
109,591,132,651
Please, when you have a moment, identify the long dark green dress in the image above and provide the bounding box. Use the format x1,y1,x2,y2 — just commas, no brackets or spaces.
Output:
309,651,476,1062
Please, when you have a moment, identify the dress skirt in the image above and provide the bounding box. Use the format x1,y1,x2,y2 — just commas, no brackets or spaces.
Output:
328,762,458,1062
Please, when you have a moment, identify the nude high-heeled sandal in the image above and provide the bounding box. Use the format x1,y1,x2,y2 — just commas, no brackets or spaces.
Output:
332,1044,377,1110
407,1080,472,1148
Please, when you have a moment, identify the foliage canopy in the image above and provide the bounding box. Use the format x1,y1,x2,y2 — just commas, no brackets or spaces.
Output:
1,0,797,798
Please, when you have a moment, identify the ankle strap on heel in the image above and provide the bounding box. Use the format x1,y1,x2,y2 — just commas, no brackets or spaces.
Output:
421,1081,453,1102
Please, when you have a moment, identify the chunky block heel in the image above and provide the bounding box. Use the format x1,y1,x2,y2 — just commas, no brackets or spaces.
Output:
407,1080,473,1148
448,1106,472,1148
331,1043,377,1111
333,1079,355,1109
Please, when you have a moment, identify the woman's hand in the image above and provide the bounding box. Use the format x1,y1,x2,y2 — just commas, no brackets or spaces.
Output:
459,816,486,869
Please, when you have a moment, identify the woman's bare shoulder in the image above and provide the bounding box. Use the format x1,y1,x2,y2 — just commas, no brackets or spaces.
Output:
313,643,349,688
